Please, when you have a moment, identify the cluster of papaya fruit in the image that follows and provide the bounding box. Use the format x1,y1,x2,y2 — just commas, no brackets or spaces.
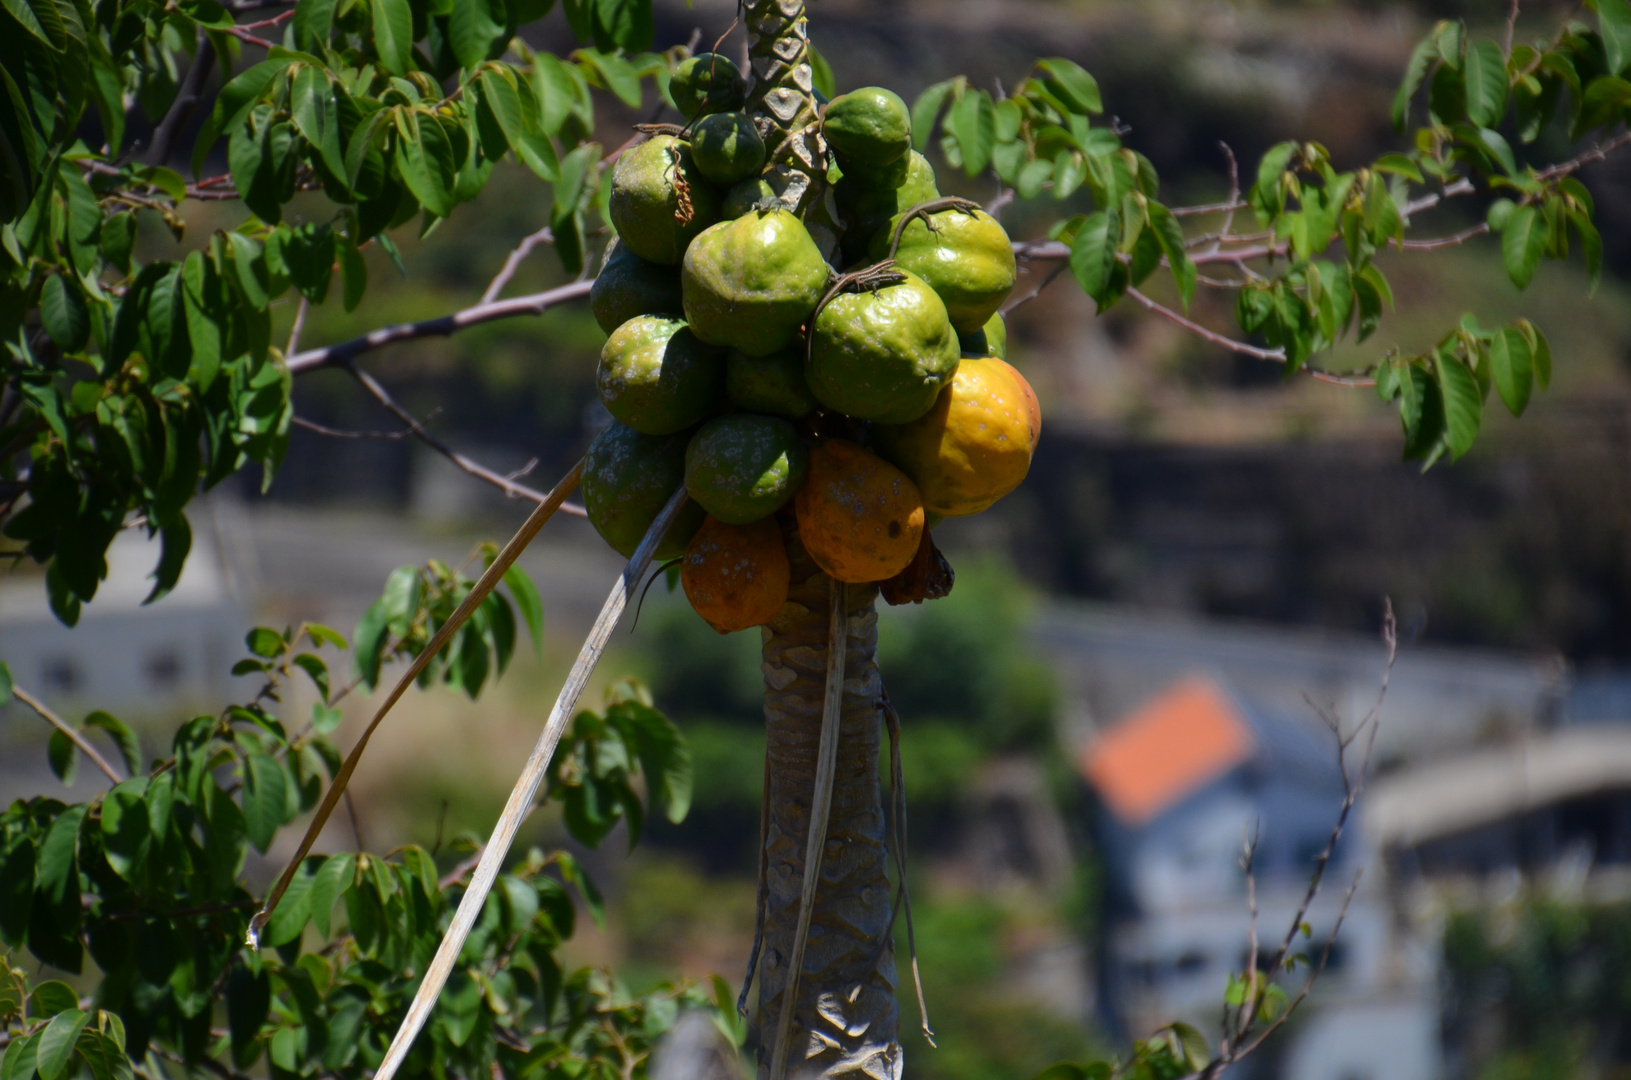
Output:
583,54,1040,633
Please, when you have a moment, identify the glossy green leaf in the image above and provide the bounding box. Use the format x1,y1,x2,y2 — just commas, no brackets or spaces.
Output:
394,110,456,218
47,729,77,785
28,982,77,1019
1601,0,1631,76
1036,58,1101,114
40,275,88,352
1488,326,1533,416
99,780,150,879
1068,209,1119,305
213,61,284,131
448,0,505,70
1501,204,1546,288
371,0,414,76
1463,40,1507,127
84,712,139,776
243,751,287,852
1145,202,1194,309
911,79,956,151
948,89,996,176
503,564,543,655
36,1009,88,1080
1437,352,1482,459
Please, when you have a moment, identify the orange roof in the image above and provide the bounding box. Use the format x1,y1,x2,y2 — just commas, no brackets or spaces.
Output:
1082,676,1256,825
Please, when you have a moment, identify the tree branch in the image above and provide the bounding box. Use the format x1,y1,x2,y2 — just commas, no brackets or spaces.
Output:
481,226,556,304
13,685,123,784
286,280,595,373
145,30,215,167
343,362,587,516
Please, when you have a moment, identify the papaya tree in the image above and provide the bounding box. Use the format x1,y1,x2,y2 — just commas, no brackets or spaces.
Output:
1,0,1629,1079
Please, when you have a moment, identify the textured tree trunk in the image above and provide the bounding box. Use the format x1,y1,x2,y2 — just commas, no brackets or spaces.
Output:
756,528,901,1079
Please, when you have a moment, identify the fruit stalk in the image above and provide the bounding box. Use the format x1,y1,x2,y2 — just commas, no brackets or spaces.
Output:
757,530,900,1079
743,0,826,216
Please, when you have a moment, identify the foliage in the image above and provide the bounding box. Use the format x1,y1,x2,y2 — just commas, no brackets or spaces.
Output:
912,12,1630,468
1442,896,1631,1078
0,0,677,624
0,588,721,1080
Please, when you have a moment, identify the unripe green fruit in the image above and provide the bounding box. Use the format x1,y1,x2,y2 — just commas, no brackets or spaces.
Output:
684,413,809,524
726,347,818,419
806,269,960,424
723,177,777,218
870,208,1016,333
823,86,912,170
670,53,744,119
597,316,725,435
682,209,832,357
835,150,939,263
608,135,720,265
958,311,1007,358
583,421,707,559
591,241,685,334
691,112,766,187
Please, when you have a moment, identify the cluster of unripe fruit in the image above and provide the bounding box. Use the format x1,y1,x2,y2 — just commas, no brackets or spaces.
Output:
583,54,1040,634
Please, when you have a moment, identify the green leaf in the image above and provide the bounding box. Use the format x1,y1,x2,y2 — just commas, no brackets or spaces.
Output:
1394,35,1439,128
1146,202,1194,309
36,1010,89,1080
1037,58,1101,114
243,752,287,852
481,69,558,181
592,0,653,52
394,110,456,218
339,235,367,312
1437,352,1482,459
213,61,284,131
1068,209,1119,305
0,662,10,707
293,0,337,50
448,0,505,70
1463,40,1508,127
503,564,544,655
1488,326,1533,416
227,232,270,309
1,1034,40,1080
807,40,835,100
246,626,284,658
1501,204,1546,288
1,0,56,47
99,780,150,879
371,0,414,76
40,275,88,353
307,852,355,937
911,79,956,152
84,712,139,776
280,223,336,303
145,519,191,605
1601,0,1631,76
948,89,996,176
576,48,641,108
48,731,77,785
29,982,78,1018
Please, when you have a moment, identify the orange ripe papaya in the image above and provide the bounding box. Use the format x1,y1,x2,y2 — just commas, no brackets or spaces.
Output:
680,516,791,633
794,439,925,583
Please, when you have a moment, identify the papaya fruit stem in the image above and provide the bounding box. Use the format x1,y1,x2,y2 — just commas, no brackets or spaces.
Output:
362,484,692,1080
249,458,586,949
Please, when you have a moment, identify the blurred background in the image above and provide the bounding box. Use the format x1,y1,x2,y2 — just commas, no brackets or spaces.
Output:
5,0,1631,1077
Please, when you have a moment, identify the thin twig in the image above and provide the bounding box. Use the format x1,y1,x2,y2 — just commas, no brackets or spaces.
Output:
285,296,310,358
882,691,934,1045
1505,0,1521,56
738,752,772,1020
480,226,556,304
1124,287,1284,362
286,280,596,373
342,789,366,850
292,415,412,440
365,485,691,1080
13,686,122,783
1000,261,1069,316
249,461,588,947
344,362,587,514
768,579,849,1080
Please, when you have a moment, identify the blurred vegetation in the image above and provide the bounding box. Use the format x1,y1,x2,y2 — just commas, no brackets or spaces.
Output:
1443,898,1631,1079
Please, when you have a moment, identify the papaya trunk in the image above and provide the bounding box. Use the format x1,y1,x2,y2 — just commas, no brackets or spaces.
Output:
744,0,830,225
756,531,900,1080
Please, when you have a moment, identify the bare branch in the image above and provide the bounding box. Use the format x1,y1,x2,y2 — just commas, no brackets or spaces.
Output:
13,685,122,783
1124,287,1283,362
1505,0,1521,56
1000,261,1069,316
285,296,310,357
146,30,215,166
286,280,595,373
343,362,588,516
292,415,411,440
481,226,557,304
